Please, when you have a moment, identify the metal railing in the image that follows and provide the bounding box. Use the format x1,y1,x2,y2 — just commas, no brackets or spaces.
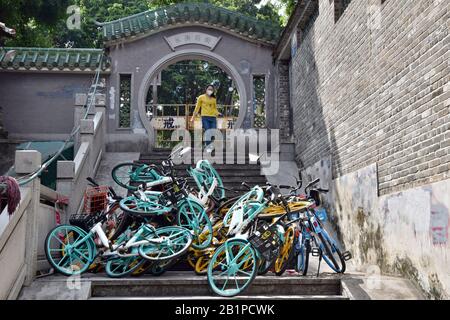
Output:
145,104,239,119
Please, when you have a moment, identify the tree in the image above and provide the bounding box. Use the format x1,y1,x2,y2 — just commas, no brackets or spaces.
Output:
1,0,287,48
0,0,71,47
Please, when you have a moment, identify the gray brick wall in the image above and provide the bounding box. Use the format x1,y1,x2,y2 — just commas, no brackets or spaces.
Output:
290,0,450,195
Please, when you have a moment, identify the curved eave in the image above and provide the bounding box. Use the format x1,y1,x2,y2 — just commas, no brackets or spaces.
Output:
100,3,281,48
103,22,278,48
0,47,110,73
0,67,111,74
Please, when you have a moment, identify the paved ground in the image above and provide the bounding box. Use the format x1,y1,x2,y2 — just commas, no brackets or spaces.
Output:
94,152,139,197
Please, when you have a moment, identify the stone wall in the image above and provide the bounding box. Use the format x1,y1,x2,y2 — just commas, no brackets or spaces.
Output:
290,0,450,298
292,0,449,195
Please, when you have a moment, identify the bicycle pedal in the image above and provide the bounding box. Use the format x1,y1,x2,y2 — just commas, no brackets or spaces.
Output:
342,251,352,261
311,247,321,257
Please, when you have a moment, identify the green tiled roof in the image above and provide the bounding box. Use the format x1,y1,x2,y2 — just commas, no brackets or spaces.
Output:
0,47,110,72
100,2,282,45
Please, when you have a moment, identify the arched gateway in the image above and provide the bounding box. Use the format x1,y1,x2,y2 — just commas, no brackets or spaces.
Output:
100,2,281,151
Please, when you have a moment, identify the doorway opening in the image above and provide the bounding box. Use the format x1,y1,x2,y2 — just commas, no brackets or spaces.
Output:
145,59,240,148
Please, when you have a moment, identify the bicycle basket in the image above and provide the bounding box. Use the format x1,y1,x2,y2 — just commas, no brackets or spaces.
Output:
83,185,108,214
69,213,98,231
248,222,280,261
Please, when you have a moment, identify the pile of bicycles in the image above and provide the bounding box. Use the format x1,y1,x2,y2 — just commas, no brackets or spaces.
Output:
44,146,351,296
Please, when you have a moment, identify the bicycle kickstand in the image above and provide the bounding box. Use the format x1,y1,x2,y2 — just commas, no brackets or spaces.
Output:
316,252,323,277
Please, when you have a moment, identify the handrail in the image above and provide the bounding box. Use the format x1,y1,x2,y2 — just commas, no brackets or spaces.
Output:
145,103,239,117
0,52,105,190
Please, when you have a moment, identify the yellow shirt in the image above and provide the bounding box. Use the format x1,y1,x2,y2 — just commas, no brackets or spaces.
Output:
194,94,219,117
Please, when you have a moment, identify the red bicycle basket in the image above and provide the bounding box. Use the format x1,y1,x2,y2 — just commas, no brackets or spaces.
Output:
83,186,108,214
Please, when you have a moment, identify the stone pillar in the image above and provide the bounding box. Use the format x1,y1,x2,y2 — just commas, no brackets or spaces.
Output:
74,93,106,153
95,94,107,157
14,150,41,286
56,160,76,223
80,118,95,173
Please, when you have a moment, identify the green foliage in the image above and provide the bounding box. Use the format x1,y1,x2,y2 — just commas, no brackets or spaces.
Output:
156,60,237,107
0,0,71,47
279,0,296,17
1,0,287,48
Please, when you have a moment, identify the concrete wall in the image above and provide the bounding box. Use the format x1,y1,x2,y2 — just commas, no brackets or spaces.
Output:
290,0,450,298
57,108,105,218
106,25,276,151
0,150,41,300
0,72,92,141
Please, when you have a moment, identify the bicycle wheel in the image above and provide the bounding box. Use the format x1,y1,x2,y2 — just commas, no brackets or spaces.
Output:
207,239,257,297
316,231,346,273
131,261,153,277
257,255,276,275
295,238,310,276
139,226,192,261
111,163,141,191
103,204,130,241
150,258,178,276
187,251,199,271
214,196,240,220
195,256,209,275
120,195,171,216
45,225,96,276
105,255,146,278
177,200,213,249
274,226,295,276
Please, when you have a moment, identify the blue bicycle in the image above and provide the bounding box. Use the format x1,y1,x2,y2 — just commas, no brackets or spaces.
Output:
291,178,350,275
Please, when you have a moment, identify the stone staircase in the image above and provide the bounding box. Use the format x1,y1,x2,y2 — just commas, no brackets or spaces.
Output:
17,273,352,300
89,273,350,300
138,148,268,197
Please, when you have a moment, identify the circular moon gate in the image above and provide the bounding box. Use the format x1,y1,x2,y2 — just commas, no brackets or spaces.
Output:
138,49,247,147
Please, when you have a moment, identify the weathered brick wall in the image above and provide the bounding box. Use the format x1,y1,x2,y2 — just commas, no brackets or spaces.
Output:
291,0,449,196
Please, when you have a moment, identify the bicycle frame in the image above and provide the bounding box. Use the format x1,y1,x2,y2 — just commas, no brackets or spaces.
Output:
188,160,223,203
225,186,267,237
72,222,164,259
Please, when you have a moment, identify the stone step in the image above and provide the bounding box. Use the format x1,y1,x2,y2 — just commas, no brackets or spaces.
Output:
173,170,262,176
138,163,262,170
181,176,266,183
140,157,254,163
88,273,348,299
